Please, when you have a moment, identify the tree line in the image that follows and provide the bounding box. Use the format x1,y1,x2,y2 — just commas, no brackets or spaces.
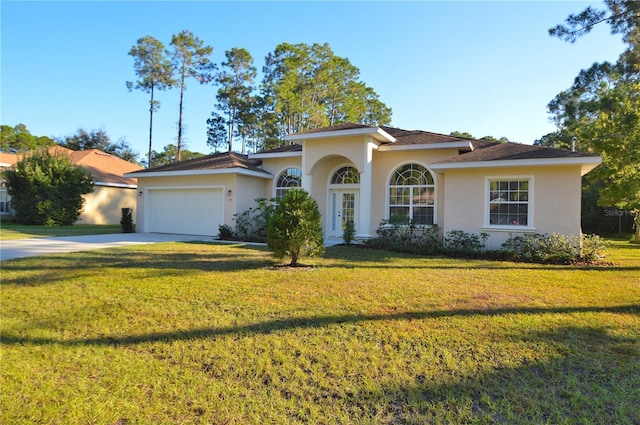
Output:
536,0,639,239
127,32,392,166
1,125,140,163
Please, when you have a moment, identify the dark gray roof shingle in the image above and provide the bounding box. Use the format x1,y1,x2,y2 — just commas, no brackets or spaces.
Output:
433,142,599,164
129,151,269,175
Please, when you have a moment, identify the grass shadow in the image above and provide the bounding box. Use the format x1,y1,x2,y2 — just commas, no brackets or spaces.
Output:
373,325,639,423
3,304,638,347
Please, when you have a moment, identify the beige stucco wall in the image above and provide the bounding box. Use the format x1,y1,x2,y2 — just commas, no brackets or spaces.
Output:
371,148,459,234
302,135,460,237
260,156,302,198
303,136,369,174
77,185,137,225
440,165,583,250
134,173,269,233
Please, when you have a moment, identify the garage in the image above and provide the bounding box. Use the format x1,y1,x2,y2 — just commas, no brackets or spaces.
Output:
146,188,223,236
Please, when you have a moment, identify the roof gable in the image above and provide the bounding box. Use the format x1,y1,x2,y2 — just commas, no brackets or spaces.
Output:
4,146,142,186
128,151,270,177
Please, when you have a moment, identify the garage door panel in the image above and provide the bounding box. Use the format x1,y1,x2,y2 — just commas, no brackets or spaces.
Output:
147,188,223,236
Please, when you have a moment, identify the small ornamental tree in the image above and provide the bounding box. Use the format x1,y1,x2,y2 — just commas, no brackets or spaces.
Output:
5,150,94,225
267,188,324,266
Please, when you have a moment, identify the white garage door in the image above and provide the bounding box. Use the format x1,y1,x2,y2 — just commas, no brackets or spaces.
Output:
147,188,223,236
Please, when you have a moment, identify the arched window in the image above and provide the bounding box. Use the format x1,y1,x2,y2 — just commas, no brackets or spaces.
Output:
331,166,360,184
389,163,435,225
275,168,302,200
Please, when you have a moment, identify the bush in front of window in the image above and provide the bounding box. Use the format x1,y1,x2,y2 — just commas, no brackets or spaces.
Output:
443,230,488,254
366,216,441,254
501,233,607,264
367,219,608,265
233,198,276,242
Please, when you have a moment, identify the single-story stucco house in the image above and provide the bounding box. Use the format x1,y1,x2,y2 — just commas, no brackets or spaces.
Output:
126,123,601,249
1,146,142,224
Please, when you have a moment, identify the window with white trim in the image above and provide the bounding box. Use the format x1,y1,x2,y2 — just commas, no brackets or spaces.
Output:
389,163,435,225
331,166,360,184
0,181,10,214
275,168,301,200
488,179,530,226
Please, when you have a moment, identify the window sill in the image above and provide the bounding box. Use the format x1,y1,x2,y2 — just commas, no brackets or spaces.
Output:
482,225,537,233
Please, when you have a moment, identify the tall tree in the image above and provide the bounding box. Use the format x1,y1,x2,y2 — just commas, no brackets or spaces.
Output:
206,111,228,153
169,30,215,161
1,124,55,153
127,36,174,168
547,0,640,239
215,47,257,152
146,144,205,167
260,42,392,146
57,128,140,163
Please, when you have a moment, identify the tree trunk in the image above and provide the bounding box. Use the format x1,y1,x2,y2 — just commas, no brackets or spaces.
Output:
147,84,154,168
177,73,185,162
290,250,299,267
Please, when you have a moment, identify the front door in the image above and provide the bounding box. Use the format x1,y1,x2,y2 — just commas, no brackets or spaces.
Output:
329,190,358,238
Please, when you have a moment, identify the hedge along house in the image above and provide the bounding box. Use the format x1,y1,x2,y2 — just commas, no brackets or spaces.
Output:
1,147,142,224
127,123,601,249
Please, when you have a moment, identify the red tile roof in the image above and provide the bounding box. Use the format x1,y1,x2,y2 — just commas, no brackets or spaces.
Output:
5,146,142,186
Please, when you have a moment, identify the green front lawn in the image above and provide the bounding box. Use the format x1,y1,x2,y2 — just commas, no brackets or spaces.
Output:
1,241,639,424
0,223,122,240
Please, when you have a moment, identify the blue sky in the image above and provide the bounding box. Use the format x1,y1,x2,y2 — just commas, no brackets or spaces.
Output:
1,1,624,158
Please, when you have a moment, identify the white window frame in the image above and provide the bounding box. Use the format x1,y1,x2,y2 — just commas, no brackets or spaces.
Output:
387,162,437,226
483,175,535,231
273,167,302,201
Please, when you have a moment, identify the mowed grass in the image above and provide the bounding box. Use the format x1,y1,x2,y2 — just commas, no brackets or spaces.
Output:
1,241,639,424
0,223,122,240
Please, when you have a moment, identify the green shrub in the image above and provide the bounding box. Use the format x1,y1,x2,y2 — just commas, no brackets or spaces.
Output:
234,198,276,242
343,220,355,245
502,233,592,264
5,150,94,225
267,189,324,266
580,234,609,262
443,230,487,253
366,217,441,254
120,208,134,233
218,224,234,240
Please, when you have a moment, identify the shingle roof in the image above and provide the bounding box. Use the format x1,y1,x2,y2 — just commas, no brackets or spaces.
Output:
130,151,269,175
433,142,599,164
292,123,373,135
256,143,302,155
380,126,472,146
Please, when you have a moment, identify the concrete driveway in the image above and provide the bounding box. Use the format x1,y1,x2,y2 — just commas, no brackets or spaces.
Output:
0,233,213,261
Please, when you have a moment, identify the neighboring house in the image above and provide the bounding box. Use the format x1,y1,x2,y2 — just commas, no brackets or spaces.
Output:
1,146,142,224
126,123,601,249
0,152,19,216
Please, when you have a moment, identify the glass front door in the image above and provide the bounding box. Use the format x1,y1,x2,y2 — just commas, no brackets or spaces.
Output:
330,190,358,238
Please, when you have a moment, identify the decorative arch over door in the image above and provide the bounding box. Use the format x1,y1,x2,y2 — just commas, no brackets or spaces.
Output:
328,165,360,238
